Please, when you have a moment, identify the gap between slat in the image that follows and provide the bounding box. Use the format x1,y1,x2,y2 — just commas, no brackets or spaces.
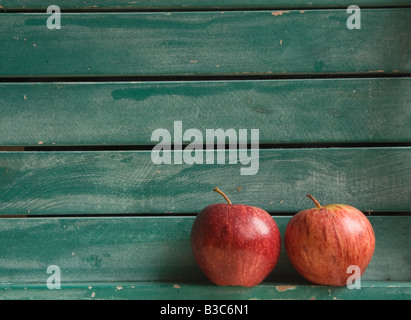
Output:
0,212,409,218
0,73,410,83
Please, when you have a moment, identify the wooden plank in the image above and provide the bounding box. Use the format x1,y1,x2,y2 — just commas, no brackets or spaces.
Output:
1,0,409,10
0,148,410,215
0,281,410,300
1,78,410,146
0,10,410,77
0,216,409,286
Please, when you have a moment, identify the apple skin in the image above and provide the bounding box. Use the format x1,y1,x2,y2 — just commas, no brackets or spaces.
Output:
284,196,375,286
191,203,281,287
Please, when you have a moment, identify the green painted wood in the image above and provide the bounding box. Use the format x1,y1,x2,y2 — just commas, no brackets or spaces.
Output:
1,78,410,146
1,10,410,77
0,281,410,300
0,148,410,215
1,0,409,10
0,216,408,285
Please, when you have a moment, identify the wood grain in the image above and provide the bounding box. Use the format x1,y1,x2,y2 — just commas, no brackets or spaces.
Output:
0,78,411,146
0,148,410,215
1,10,410,77
0,78,410,146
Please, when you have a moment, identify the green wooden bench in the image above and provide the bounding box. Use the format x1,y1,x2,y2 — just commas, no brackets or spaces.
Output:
0,0,410,300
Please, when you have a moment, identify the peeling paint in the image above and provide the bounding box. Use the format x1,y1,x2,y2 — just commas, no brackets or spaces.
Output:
271,11,290,16
276,285,296,292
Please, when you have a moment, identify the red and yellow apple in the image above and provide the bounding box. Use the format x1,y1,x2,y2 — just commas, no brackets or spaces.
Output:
191,188,281,287
284,194,375,286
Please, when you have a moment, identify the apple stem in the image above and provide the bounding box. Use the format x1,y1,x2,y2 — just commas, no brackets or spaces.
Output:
306,194,322,209
213,187,232,205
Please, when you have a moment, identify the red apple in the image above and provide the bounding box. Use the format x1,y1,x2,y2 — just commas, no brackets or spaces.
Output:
284,194,375,286
191,187,281,287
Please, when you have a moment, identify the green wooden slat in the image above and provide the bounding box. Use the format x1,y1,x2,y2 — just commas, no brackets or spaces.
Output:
0,148,410,215
0,216,409,285
0,10,410,77
1,78,410,146
0,0,409,10
1,281,410,300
